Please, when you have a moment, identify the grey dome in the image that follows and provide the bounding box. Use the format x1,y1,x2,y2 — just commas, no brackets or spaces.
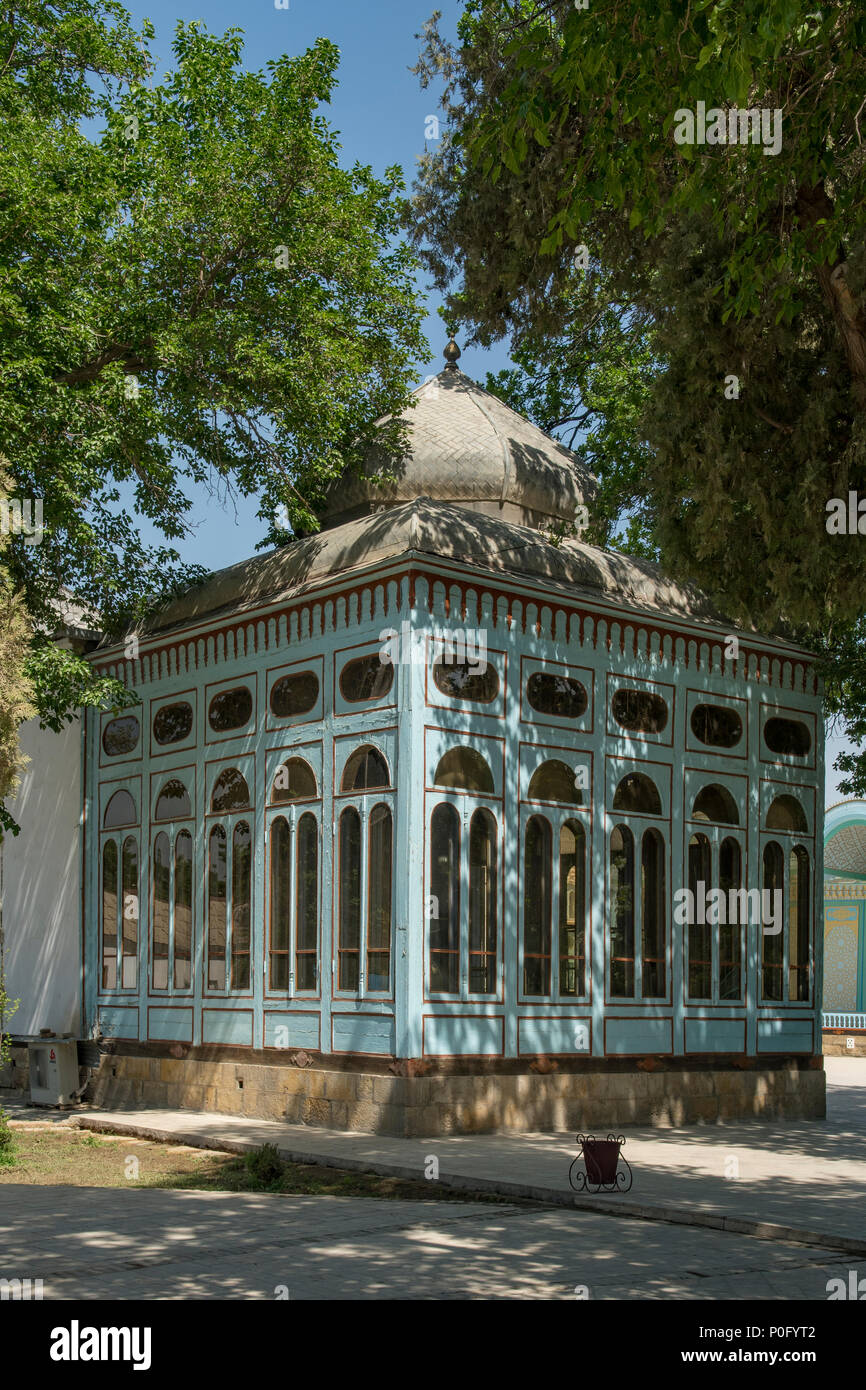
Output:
320,366,598,531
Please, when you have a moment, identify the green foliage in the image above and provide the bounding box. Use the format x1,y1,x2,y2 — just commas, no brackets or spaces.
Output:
409,0,866,784
0,973,19,1162
243,1141,284,1188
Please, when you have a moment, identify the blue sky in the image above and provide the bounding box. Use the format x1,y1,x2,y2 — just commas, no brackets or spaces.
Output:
119,0,512,570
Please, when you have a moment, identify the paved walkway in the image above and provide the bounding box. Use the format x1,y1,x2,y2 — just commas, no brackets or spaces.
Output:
5,1058,865,1255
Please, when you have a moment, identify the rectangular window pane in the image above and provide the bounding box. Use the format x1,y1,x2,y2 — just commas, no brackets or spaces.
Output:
102,841,118,991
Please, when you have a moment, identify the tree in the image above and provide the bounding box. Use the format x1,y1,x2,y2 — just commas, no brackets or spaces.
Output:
409,0,866,786
1,2,427,793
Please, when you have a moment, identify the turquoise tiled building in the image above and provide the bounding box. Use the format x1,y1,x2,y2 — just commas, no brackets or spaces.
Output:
823,800,866,1049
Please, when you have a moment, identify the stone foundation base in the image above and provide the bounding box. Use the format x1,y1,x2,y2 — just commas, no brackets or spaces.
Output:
75,1050,826,1135
822,1030,866,1058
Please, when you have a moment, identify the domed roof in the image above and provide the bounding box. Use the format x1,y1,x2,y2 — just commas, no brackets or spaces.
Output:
320,350,598,531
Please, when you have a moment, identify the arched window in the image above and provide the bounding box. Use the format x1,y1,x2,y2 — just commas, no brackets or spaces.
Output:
613,772,661,816
120,836,139,990
692,783,739,826
432,658,499,703
764,717,811,757
173,831,192,990
211,767,251,813
102,715,140,757
272,757,317,803
430,802,460,993
612,688,668,734
231,822,252,990
719,837,742,1001
208,686,253,733
559,819,586,998
687,832,712,1000
690,703,742,748
766,794,808,833
789,845,811,1001
339,653,394,703
153,701,193,746
433,747,494,794
154,778,191,821
523,815,552,995
207,825,227,991
296,812,319,992
762,841,784,1001
338,807,362,991
469,809,497,994
367,804,392,992
270,670,319,718
101,840,118,990
104,789,136,829
528,760,583,805
341,745,390,792
269,816,291,991
527,672,587,719
610,825,635,997
152,831,171,990
641,828,666,997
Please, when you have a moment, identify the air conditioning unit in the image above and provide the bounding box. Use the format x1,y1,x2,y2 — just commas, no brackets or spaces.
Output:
28,1039,79,1106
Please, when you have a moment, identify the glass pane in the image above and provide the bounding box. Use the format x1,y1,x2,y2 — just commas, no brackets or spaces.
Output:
207,826,227,990
296,813,318,991
272,757,317,803
103,715,140,757
764,717,811,757
152,832,170,991
469,809,497,995
433,747,494,794
528,760,583,805
692,784,739,825
153,702,193,746
766,796,808,833
526,672,587,719
687,834,712,1001
270,670,319,718
523,815,552,996
432,659,499,703
339,654,394,703
208,687,253,732
612,773,661,816
269,817,290,989
154,778,191,821
338,808,361,991
211,767,250,813
430,802,460,993
341,746,389,792
367,805,392,992
719,838,742,1000
120,837,138,990
104,789,136,829
612,688,668,733
173,831,192,990
690,703,742,748
558,819,585,998
610,825,634,997
762,842,784,1000
789,847,810,1001
231,822,252,990
641,830,666,997
102,840,118,990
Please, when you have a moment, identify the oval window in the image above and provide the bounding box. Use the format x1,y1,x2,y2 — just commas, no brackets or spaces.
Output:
527,672,587,720
339,654,394,703
208,686,253,733
612,688,668,734
270,671,320,719
432,659,499,703
102,714,140,757
153,702,193,746
690,703,742,749
764,717,811,757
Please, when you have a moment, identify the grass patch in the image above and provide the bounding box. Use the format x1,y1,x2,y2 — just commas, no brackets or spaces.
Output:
0,1127,511,1204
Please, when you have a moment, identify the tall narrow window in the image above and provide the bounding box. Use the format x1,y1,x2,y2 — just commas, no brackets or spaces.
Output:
207,826,227,991
523,815,552,995
231,822,251,990
269,817,291,990
641,828,666,997
102,840,118,990
367,804,392,992
173,831,192,990
296,813,318,992
687,833,712,1001
338,807,362,991
120,837,138,989
610,826,635,997
762,841,784,1001
469,809,497,994
152,832,170,991
559,819,585,998
789,846,810,1001
430,803,460,993
719,838,742,1000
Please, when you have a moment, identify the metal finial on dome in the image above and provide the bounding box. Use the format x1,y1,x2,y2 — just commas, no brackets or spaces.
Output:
443,337,461,369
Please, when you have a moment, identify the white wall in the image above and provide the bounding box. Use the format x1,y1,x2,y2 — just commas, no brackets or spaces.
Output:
1,717,81,1035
